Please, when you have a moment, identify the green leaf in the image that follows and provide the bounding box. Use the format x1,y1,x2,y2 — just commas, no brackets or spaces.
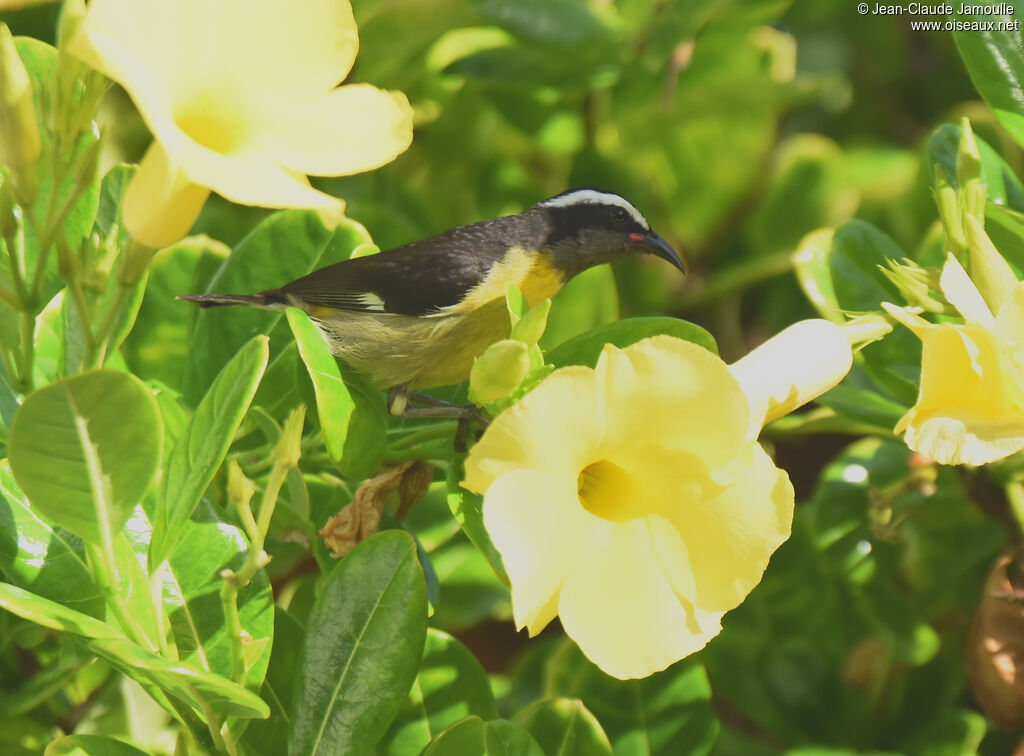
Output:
150,336,269,568
379,628,499,755
152,501,274,691
546,316,717,368
473,0,617,52
287,309,386,480
927,123,1024,211
793,228,842,321
828,221,921,405
814,381,907,432
9,370,162,545
429,540,510,632
289,530,428,756
446,458,508,585
548,644,718,756
123,235,231,390
88,637,270,720
953,13,1024,150
184,210,372,405
515,698,612,756
0,581,123,640
241,608,305,756
0,460,102,617
44,734,150,756
422,717,545,756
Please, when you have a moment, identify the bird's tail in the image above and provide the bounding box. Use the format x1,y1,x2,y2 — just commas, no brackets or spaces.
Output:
177,292,288,310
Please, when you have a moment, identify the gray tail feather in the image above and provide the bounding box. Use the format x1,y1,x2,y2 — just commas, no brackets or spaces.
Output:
177,293,287,310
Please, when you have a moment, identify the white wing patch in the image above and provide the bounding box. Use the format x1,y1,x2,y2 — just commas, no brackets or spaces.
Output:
352,292,387,311
539,189,650,230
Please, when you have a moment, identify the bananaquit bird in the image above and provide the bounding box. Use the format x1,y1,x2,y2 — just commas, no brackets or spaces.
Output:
181,188,683,420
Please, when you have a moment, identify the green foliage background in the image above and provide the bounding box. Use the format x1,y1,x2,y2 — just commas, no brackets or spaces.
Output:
1,0,1023,754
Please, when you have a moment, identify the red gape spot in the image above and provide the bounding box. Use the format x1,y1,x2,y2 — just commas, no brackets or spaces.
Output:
629,232,644,242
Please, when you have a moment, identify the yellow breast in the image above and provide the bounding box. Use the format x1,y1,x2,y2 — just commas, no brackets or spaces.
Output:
448,248,566,314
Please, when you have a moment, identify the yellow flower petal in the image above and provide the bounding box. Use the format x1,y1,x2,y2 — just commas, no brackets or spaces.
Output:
674,444,794,611
940,254,996,330
72,0,358,109
482,470,587,636
123,141,210,249
172,137,342,211
996,282,1024,344
557,517,722,680
463,366,604,494
69,0,410,247
253,85,414,176
596,336,749,471
729,319,852,437
899,322,1024,464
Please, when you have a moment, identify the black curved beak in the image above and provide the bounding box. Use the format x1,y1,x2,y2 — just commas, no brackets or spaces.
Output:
633,232,685,274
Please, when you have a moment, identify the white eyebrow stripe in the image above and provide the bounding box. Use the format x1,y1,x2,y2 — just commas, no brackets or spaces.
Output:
539,190,650,230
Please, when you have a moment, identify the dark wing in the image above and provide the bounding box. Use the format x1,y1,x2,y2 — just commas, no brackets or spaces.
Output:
273,214,548,316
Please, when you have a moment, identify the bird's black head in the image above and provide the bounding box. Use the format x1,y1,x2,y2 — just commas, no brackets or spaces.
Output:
529,188,684,278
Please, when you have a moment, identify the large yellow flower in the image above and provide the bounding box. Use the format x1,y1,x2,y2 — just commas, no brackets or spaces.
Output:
69,0,413,248
883,254,1024,465
463,322,852,679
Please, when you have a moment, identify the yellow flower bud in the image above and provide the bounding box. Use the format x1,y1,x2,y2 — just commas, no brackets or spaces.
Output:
966,214,1017,314
469,339,531,405
729,319,853,438
0,24,41,171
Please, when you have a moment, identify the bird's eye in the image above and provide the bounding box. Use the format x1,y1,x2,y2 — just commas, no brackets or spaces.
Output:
611,207,627,223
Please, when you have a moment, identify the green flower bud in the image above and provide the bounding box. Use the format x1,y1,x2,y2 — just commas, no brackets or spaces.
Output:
0,25,41,171
956,117,982,187
274,405,306,468
470,339,531,405
510,298,551,347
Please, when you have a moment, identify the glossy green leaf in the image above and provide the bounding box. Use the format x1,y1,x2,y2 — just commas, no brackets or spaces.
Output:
44,734,149,756
287,308,386,480
546,316,717,368
9,370,162,545
515,698,612,756
289,530,428,756
123,235,231,390
150,335,268,568
0,460,102,617
240,608,305,756
88,637,270,720
829,221,921,405
379,628,498,754
954,14,1024,149
422,716,545,756
548,644,718,756
0,581,123,640
184,210,372,405
793,228,842,321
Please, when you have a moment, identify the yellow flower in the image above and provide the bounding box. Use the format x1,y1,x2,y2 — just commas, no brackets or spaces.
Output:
883,253,1024,465
463,322,852,679
68,0,413,248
